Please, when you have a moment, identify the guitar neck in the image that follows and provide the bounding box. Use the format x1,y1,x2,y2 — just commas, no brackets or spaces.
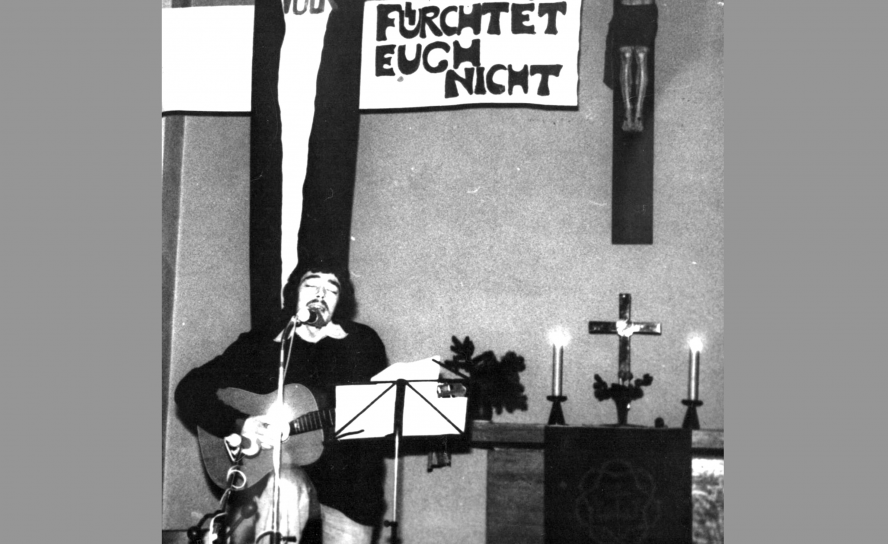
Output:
290,408,335,436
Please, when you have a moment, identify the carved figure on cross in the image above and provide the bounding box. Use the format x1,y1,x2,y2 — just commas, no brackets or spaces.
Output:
604,0,659,133
588,293,661,385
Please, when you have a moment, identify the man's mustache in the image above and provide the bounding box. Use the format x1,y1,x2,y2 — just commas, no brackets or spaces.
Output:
307,299,328,311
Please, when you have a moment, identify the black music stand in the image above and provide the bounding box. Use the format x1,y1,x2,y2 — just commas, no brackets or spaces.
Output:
333,377,468,544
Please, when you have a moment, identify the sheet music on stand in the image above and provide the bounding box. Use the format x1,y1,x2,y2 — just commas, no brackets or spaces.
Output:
334,358,468,440
332,357,469,544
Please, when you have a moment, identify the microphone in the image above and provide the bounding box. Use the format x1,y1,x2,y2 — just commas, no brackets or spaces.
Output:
276,308,323,342
295,308,322,326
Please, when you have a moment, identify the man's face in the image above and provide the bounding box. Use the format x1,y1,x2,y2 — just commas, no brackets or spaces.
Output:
297,271,341,325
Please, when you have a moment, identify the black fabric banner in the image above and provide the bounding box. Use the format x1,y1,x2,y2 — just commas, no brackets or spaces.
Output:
248,0,364,330
249,0,286,330
298,0,365,271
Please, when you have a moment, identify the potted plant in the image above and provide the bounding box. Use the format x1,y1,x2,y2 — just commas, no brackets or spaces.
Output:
443,336,528,420
592,372,654,425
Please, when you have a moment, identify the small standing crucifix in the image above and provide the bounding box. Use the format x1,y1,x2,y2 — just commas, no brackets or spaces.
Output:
588,293,661,384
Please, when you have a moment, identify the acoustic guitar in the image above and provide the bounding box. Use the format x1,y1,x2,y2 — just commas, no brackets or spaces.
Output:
197,384,334,490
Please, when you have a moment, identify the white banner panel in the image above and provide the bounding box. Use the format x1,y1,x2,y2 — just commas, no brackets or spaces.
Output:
279,1,333,294
360,0,581,109
162,6,254,113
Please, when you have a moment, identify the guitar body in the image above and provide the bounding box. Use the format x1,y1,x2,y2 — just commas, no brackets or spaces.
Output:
197,384,325,490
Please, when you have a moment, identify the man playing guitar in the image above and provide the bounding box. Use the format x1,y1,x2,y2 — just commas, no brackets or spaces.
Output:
176,257,389,544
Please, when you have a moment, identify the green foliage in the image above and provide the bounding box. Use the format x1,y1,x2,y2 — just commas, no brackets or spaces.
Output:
592,373,654,401
444,336,529,415
692,470,725,544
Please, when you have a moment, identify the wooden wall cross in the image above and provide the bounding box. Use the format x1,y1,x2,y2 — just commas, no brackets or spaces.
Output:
604,0,659,244
588,293,661,384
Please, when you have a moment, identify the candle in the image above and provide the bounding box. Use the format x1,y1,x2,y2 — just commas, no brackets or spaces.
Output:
688,337,703,401
552,344,563,396
549,328,570,397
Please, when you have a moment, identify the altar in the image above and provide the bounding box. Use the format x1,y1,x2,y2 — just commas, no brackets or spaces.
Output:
470,422,724,544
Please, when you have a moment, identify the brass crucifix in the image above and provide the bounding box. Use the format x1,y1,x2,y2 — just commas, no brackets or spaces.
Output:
588,293,661,384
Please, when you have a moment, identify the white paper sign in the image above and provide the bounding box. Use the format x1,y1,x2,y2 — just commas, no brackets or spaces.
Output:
162,6,255,113
360,0,581,109
370,356,441,382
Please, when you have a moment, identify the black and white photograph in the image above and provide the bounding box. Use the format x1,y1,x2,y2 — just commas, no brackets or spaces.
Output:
162,1,723,543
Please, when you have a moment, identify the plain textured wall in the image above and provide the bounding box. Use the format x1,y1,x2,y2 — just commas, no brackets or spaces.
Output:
162,116,252,527
161,1,723,541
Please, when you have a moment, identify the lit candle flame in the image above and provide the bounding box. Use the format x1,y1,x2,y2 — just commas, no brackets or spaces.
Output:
549,327,571,348
688,337,703,353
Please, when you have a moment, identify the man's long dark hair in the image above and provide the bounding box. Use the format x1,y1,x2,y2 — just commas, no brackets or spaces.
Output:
281,258,357,323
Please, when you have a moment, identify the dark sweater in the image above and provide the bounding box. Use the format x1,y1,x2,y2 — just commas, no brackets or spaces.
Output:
175,320,389,526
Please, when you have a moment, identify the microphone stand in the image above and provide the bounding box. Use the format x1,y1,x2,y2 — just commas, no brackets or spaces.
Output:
266,315,299,544
383,379,407,544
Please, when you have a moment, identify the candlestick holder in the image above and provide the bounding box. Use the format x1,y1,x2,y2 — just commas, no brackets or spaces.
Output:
681,399,703,430
547,395,567,425
592,373,653,426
